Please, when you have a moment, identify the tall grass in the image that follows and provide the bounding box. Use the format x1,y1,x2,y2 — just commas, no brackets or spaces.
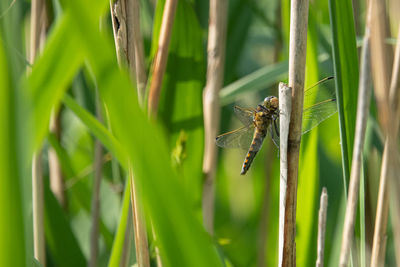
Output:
0,0,398,266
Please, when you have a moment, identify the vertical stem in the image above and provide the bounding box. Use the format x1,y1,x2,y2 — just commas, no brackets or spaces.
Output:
89,93,104,267
316,188,328,267
370,26,400,267
279,83,292,267
282,0,309,264
48,111,66,208
110,1,151,265
30,0,47,265
339,15,372,266
147,0,178,118
202,0,227,235
129,169,150,267
127,0,147,106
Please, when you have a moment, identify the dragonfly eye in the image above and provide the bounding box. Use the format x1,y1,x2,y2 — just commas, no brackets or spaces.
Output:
264,96,278,109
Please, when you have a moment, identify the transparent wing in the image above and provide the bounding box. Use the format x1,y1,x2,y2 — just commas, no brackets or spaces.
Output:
302,77,337,134
234,106,255,126
303,77,336,110
302,99,337,134
216,126,255,150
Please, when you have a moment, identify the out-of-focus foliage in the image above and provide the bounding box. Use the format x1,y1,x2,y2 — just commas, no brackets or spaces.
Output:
0,0,396,266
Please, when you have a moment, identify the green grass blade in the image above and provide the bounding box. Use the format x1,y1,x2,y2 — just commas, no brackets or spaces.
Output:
63,94,127,167
0,31,27,267
328,0,359,192
25,14,84,155
108,181,131,267
220,61,288,105
44,181,86,267
151,0,205,205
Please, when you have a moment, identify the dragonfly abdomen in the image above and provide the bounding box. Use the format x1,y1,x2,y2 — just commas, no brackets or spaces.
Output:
241,130,266,175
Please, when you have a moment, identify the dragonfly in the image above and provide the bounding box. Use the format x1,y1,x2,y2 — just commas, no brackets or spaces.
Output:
216,77,337,175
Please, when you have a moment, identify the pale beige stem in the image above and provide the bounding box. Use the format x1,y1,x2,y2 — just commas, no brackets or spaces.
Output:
30,0,47,265
202,0,227,235
339,18,372,266
316,188,328,267
278,83,292,267
148,0,178,118
282,0,309,264
370,26,400,267
48,111,66,208
129,169,150,267
110,2,151,265
388,28,400,267
128,0,147,106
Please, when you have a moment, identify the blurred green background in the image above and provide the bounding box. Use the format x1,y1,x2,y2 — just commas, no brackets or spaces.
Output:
0,0,397,266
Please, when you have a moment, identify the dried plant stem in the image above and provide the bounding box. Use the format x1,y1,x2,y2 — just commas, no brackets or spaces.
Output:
388,28,400,267
339,19,372,267
30,0,47,265
129,0,147,106
110,1,151,265
148,0,178,117
110,0,147,106
202,0,227,235
32,152,45,266
129,169,150,267
316,188,328,267
48,111,66,208
279,83,292,267
370,27,400,267
282,0,309,264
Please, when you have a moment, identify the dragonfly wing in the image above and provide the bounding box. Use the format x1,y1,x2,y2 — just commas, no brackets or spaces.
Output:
216,126,255,150
302,99,337,134
234,106,255,126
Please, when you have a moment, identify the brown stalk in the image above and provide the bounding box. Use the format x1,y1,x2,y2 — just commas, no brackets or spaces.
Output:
388,28,400,267
110,1,151,266
316,188,328,267
370,25,400,267
338,11,372,266
147,0,178,118
282,0,309,264
202,0,227,235
30,0,47,265
129,169,150,267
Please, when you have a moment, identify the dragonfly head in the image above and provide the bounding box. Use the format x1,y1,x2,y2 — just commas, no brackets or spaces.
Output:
263,96,278,110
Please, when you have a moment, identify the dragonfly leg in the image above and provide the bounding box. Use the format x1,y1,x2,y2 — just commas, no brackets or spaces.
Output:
273,117,279,137
270,124,280,149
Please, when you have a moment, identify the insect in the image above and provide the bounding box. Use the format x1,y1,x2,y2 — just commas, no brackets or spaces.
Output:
216,77,337,175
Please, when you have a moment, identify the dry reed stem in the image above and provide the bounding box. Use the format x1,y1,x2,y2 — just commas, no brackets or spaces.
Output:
129,169,150,267
202,0,227,235
282,0,309,264
129,0,147,106
110,2,151,265
48,111,66,208
388,28,400,267
110,0,129,67
316,188,328,267
30,0,47,265
370,26,400,267
32,152,45,266
278,83,292,267
339,18,372,266
148,0,178,118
